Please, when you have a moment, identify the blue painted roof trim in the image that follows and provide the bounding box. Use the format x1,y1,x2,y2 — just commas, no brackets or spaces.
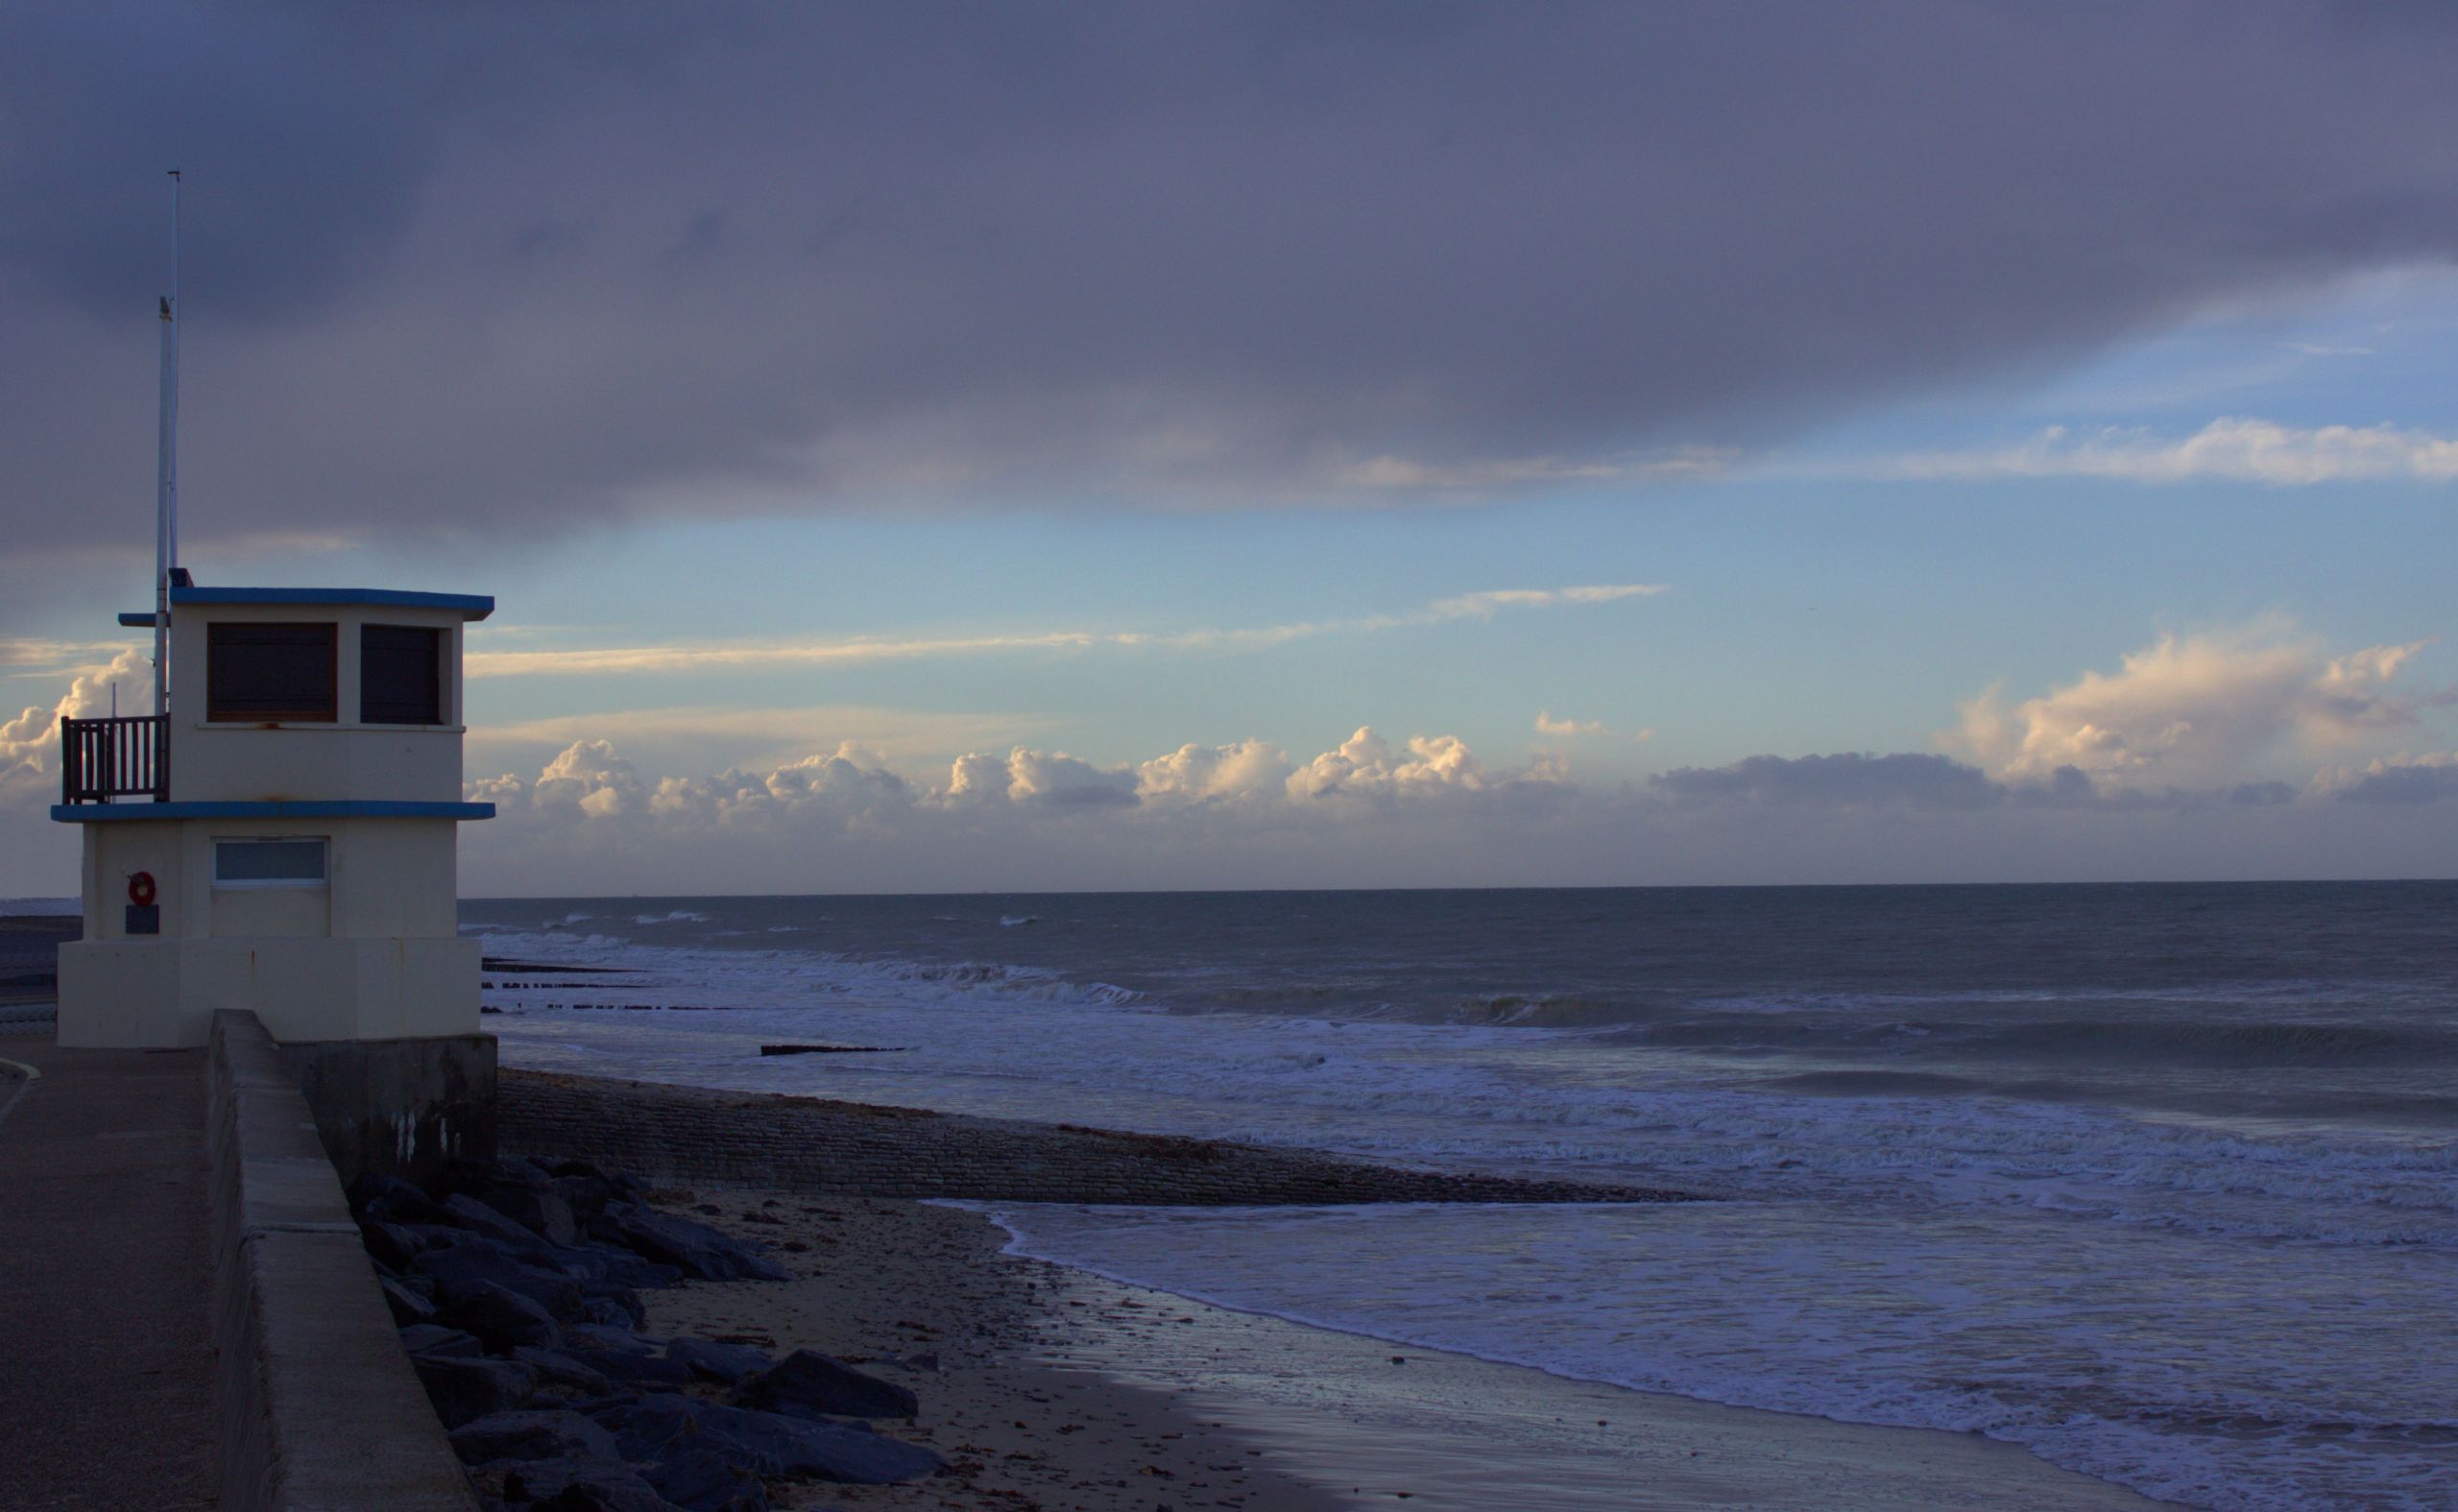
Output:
52,800,495,824
167,587,494,620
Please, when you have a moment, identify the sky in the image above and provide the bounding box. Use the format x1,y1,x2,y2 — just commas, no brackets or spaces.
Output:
5,2,2457,896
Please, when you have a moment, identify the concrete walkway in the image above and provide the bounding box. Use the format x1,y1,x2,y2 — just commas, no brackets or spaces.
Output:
0,1039,219,1509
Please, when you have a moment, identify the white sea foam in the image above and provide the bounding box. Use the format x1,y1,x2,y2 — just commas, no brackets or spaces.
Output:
473,923,2458,1509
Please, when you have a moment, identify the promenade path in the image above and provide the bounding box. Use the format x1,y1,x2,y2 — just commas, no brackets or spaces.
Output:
0,1036,218,1509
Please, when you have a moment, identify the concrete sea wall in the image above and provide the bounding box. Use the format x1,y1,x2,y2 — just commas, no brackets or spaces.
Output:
208,1010,476,1510
279,1028,497,1188
501,1068,1693,1206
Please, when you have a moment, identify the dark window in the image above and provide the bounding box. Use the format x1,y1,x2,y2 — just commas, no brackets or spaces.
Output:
206,622,336,722
360,625,446,725
214,838,327,884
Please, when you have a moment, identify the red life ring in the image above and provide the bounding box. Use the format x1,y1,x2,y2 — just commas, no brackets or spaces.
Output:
128,871,157,907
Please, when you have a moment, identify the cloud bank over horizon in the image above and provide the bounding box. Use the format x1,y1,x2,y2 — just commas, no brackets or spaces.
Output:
445,730,2458,897
6,617,2454,895
11,4,2458,554
407,616,2453,895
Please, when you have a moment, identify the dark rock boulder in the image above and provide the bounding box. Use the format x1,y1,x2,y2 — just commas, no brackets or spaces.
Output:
547,1243,685,1292
587,1393,700,1462
550,1176,619,1230
565,1323,663,1356
574,1347,696,1387
399,1324,485,1357
381,1276,439,1327
349,1171,448,1226
640,1447,770,1512
599,1203,790,1283
443,1154,543,1196
540,1160,642,1229
446,1192,560,1252
413,1355,540,1429
579,1294,650,1331
471,1185,581,1247
561,1275,649,1331
402,1221,491,1252
735,1351,918,1420
418,1241,589,1321
591,1395,937,1486
448,1408,622,1467
360,1220,435,1273
501,1459,671,1512
436,1279,565,1352
496,1154,559,1187
511,1345,618,1397
543,1157,641,1193
761,1403,875,1430
665,1336,772,1384
689,1402,941,1484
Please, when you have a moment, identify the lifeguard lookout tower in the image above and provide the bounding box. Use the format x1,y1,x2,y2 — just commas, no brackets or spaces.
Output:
51,585,496,1047
35,178,500,1183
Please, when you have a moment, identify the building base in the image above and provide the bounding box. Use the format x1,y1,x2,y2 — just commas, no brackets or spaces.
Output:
56,936,480,1048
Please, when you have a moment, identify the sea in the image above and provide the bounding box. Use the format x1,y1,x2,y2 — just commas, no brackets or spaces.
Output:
463,881,2458,1510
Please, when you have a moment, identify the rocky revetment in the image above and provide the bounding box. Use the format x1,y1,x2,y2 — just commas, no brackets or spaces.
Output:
357,1151,944,1511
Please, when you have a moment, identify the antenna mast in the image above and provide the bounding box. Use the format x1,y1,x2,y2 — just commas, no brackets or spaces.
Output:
153,170,181,715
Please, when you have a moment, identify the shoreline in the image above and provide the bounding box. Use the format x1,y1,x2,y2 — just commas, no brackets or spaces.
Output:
981,1212,2172,1510
638,1188,2167,1510
513,1070,2169,1509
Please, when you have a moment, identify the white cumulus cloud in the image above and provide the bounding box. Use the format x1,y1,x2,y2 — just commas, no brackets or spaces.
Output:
527,739,647,821
1949,624,2435,790
1137,740,1293,804
0,650,149,804
1285,727,1565,804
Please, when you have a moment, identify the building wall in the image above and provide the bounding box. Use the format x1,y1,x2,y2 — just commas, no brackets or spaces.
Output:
168,603,466,804
63,815,475,1047
83,818,460,943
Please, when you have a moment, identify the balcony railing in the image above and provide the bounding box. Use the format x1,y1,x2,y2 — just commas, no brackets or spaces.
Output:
60,714,170,804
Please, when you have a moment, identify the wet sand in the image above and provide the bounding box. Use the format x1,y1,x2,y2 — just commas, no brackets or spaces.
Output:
639,1187,2168,1510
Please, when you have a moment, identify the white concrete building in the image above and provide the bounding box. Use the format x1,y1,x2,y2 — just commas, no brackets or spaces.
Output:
52,585,494,1047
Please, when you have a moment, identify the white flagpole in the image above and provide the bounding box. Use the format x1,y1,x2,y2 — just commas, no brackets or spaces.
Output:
154,170,181,715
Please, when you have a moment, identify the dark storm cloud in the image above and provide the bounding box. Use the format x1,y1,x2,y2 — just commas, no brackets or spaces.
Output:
2329,760,2458,804
9,2,2458,548
1653,753,2007,810
1651,753,2301,812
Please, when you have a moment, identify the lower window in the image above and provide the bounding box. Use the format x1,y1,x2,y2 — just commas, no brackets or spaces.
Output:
213,838,328,886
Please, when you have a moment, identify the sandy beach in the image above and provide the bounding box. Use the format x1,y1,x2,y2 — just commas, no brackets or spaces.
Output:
629,1176,2167,1510
636,1188,1346,1510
